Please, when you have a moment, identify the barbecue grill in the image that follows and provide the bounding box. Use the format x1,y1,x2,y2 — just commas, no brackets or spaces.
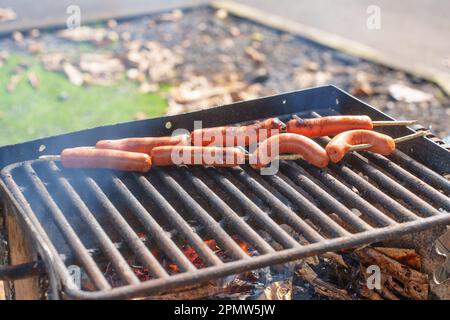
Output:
0,85,449,299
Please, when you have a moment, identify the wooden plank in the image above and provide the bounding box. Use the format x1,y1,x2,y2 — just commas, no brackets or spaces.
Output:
5,207,40,300
0,281,5,300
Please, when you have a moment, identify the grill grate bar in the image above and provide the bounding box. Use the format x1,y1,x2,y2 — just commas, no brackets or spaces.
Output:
2,168,89,292
328,163,422,222
365,153,450,210
301,163,397,227
2,86,449,299
207,168,303,247
310,111,425,221
280,161,373,232
226,167,326,242
180,167,275,254
260,172,351,237
347,155,442,217
45,162,140,285
389,150,450,194
133,173,224,266
78,172,169,279
108,174,197,272
23,163,111,290
153,168,250,260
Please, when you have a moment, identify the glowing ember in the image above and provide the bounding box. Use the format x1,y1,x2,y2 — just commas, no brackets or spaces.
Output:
169,238,251,273
103,236,252,285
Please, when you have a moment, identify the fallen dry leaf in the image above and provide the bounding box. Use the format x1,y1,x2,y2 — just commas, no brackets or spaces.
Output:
293,69,331,88
78,53,124,85
41,53,66,71
79,53,124,74
27,72,40,89
27,42,43,54
63,62,84,86
389,84,433,103
157,9,183,22
125,41,182,83
351,72,374,97
245,46,266,64
7,74,21,92
251,32,264,42
0,8,16,22
107,19,118,29
12,31,23,43
170,76,245,104
134,112,147,120
0,51,8,68
30,29,40,38
215,9,228,20
126,68,146,82
138,82,159,94
57,26,109,44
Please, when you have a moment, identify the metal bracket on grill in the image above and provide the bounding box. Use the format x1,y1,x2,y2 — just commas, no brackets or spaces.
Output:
0,260,45,281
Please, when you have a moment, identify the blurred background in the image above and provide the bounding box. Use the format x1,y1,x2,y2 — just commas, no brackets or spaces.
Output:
0,0,448,146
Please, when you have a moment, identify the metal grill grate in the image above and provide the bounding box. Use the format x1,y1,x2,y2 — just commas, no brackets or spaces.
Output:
1,87,449,299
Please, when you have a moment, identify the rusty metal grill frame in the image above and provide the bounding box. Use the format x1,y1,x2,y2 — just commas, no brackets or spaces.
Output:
0,85,449,299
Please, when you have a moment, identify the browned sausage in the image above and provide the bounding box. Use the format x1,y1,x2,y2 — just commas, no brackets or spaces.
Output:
96,134,190,154
250,133,329,169
191,118,283,146
151,146,246,167
326,130,396,163
286,115,373,137
61,148,152,172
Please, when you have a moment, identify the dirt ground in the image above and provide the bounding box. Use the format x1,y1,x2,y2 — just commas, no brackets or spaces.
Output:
1,7,448,139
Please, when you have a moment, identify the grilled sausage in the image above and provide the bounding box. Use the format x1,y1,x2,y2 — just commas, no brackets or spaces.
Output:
326,130,396,163
250,133,329,169
286,115,373,137
151,146,246,167
96,134,190,155
191,118,283,147
61,148,152,172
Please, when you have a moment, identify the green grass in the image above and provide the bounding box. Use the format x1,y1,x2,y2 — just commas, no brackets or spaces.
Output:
0,54,168,146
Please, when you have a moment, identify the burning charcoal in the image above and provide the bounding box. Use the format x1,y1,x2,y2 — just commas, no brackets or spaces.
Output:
355,247,429,300
373,247,421,270
296,261,352,300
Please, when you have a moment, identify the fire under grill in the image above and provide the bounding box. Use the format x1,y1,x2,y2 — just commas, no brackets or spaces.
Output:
0,86,449,299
